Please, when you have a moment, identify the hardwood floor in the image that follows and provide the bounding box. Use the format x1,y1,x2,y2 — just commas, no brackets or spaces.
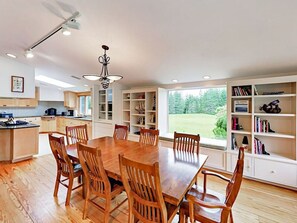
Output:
0,155,296,223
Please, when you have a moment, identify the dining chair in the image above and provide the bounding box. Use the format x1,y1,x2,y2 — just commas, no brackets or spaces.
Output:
119,154,179,223
179,147,245,223
48,134,83,206
113,124,128,140
77,143,126,222
173,131,200,154
139,128,159,146
66,124,89,145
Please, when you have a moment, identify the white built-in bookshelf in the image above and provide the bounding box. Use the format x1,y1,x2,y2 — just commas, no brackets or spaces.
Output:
122,88,167,137
227,76,297,188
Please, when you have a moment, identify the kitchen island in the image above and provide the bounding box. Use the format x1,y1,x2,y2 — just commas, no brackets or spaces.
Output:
0,124,39,163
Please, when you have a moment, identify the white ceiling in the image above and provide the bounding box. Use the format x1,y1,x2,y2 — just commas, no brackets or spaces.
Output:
1,0,297,90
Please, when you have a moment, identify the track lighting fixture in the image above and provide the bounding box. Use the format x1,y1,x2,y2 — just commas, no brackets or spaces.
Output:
24,11,80,58
25,49,34,58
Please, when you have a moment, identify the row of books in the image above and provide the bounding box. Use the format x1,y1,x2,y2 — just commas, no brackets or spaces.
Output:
254,117,271,132
254,137,265,154
231,117,239,130
232,86,252,96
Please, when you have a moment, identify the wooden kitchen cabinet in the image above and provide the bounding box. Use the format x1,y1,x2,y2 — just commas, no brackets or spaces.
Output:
41,117,56,132
56,117,92,138
0,87,39,107
64,91,77,108
0,98,17,107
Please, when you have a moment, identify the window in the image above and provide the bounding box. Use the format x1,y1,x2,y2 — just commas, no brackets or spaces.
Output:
168,87,227,147
79,95,91,116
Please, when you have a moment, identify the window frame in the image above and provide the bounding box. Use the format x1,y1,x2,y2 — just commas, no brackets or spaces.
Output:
77,92,91,116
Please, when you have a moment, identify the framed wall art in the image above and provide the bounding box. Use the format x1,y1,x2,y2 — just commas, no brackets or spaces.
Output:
11,76,24,93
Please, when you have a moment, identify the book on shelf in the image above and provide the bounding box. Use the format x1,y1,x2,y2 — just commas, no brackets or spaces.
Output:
254,86,258,95
232,86,252,96
254,117,272,133
231,134,238,150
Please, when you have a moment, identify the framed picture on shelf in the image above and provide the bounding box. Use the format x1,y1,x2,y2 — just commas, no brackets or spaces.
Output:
234,100,249,113
11,76,24,93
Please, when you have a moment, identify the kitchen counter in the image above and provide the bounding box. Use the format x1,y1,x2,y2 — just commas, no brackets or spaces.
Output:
0,123,40,129
62,116,92,121
0,124,39,162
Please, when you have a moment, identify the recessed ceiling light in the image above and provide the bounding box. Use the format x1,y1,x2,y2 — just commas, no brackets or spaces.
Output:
35,75,74,88
25,49,34,58
84,84,88,87
203,75,211,79
172,79,178,83
6,53,16,58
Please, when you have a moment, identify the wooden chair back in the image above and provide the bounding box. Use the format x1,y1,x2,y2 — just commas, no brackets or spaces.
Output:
173,131,200,154
225,147,244,208
113,124,128,140
139,128,159,146
66,124,88,145
77,143,110,197
119,154,167,223
48,134,73,175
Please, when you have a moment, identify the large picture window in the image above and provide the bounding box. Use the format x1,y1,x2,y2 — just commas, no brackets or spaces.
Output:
168,87,227,147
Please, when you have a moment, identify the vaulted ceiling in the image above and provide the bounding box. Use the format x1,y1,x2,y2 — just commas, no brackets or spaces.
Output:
1,0,297,90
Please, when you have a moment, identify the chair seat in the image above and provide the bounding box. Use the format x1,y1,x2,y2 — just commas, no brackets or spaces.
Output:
180,186,226,223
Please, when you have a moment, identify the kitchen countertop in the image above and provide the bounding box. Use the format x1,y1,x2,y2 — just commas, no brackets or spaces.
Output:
0,123,40,130
61,116,92,121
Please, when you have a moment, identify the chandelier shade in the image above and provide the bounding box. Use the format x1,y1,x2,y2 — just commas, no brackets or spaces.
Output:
83,45,123,89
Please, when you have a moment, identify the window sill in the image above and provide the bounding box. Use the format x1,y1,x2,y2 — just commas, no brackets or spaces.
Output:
159,133,227,151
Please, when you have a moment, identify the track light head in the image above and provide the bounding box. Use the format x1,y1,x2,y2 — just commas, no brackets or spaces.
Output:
25,49,34,58
66,20,81,30
61,25,71,36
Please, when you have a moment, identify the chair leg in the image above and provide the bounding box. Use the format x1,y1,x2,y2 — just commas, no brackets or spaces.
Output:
54,171,61,197
78,175,82,184
82,187,90,219
128,209,135,223
179,209,185,223
65,175,74,206
104,198,111,223
229,210,234,223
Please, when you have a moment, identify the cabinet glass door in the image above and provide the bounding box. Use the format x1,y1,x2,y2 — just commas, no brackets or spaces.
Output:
107,89,113,120
98,89,113,121
98,90,106,119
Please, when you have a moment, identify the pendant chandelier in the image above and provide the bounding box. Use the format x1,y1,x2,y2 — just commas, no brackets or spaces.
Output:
83,45,123,89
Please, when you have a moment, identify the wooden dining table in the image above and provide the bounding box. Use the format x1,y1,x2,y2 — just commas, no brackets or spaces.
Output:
67,136,208,206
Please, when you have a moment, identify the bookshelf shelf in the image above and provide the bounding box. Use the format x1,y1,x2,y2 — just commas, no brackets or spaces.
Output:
231,112,252,116
254,132,295,139
254,94,296,98
231,96,252,99
253,113,295,117
231,130,251,135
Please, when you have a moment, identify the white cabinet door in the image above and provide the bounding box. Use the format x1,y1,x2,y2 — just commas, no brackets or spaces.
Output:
93,122,113,138
254,158,297,187
230,154,253,177
200,147,226,170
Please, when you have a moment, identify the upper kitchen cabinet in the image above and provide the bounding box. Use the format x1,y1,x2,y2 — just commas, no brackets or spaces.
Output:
0,57,35,98
64,91,77,108
0,87,39,107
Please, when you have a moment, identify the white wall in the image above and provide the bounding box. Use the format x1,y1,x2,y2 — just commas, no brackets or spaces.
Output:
0,56,35,98
39,85,64,101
